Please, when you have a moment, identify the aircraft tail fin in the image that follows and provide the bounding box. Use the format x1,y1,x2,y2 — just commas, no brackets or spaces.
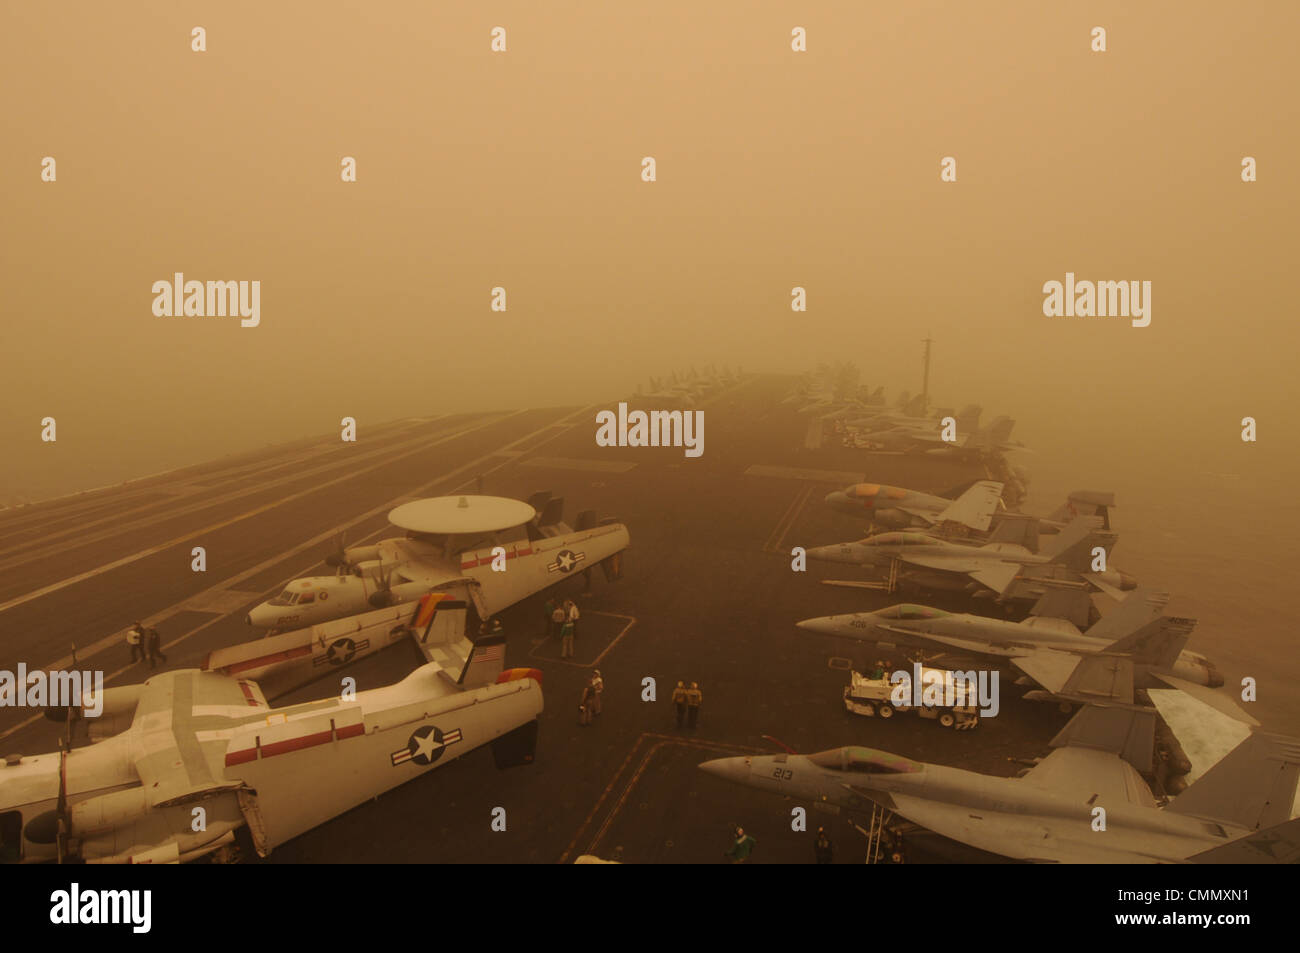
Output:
1167,733,1300,831
1028,580,1093,627
988,513,1040,553
410,587,506,688
983,416,1015,448
1083,587,1167,642
1189,815,1300,863
538,496,565,527
935,480,1003,532
1104,615,1197,668
1039,515,1102,563
955,404,982,434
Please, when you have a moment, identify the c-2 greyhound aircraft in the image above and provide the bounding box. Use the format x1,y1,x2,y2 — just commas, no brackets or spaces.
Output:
0,595,541,863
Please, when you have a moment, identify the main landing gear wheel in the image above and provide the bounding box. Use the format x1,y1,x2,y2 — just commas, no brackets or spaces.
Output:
938,712,956,728
878,704,895,719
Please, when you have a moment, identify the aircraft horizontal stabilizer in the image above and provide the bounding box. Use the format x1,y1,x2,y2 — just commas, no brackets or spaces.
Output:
1047,703,1156,776
1146,677,1257,785
1166,733,1300,831
1188,815,1300,863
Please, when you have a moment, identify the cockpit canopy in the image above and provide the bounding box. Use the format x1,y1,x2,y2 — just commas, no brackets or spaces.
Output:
267,580,322,606
807,747,923,775
873,604,949,621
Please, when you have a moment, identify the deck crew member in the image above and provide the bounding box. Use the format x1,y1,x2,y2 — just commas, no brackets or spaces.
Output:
126,623,144,665
672,680,688,728
685,681,703,729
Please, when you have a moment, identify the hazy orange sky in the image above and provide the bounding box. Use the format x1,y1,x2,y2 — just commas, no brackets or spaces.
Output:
3,1,1298,499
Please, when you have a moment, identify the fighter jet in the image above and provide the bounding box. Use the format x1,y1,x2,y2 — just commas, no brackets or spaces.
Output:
246,493,629,631
806,515,1135,601
825,482,1113,538
851,414,1019,458
844,402,980,436
1,596,541,863
795,586,1222,703
699,705,1300,863
824,479,1007,533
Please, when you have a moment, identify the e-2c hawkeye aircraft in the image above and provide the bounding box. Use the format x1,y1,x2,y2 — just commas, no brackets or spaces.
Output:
0,595,541,863
246,492,629,631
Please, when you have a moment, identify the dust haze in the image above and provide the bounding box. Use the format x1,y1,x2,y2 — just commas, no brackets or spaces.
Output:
3,1,1297,515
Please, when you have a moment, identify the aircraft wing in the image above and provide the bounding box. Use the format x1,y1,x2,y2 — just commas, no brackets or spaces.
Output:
1012,651,1135,704
131,671,262,808
1020,746,1158,808
225,666,543,853
933,480,1003,532
1189,817,1300,863
896,551,1022,595
968,562,1022,595
857,789,1152,864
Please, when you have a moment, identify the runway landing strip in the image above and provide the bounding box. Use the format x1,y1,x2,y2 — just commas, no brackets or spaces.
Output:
0,377,1071,863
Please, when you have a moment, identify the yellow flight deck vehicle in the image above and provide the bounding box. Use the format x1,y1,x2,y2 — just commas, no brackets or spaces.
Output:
843,665,982,730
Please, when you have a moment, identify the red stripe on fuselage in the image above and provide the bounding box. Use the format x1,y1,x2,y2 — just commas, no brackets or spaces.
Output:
462,546,534,570
224,720,364,766
221,644,313,676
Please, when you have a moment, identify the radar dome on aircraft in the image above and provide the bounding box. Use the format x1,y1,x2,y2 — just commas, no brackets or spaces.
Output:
387,496,537,534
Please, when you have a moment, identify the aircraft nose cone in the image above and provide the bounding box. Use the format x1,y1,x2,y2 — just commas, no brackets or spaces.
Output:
800,615,868,640
796,616,841,637
805,544,842,563
699,756,749,786
824,491,851,509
